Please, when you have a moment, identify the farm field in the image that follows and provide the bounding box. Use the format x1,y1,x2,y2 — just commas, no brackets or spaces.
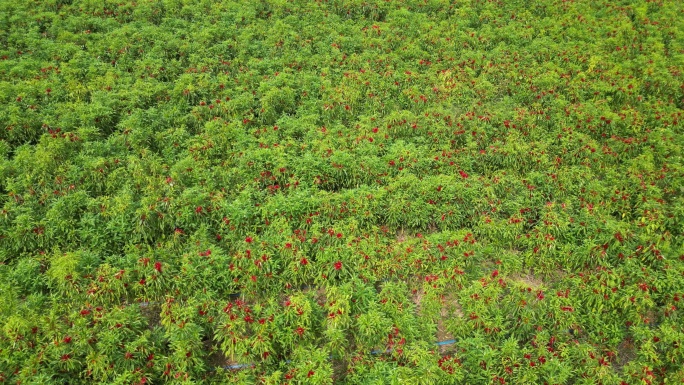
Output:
1,0,683,383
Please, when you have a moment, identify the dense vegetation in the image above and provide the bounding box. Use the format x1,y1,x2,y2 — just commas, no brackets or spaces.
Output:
1,0,683,383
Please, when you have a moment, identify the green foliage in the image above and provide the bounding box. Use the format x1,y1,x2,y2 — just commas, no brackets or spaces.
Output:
1,0,684,383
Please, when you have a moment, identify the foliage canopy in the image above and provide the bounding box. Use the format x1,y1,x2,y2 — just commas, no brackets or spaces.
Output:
1,0,683,383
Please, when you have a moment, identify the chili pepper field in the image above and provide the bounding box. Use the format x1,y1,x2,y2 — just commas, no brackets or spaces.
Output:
1,0,683,384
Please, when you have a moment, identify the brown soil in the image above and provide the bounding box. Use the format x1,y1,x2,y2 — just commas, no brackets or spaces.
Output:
332,359,348,382
613,338,636,372
437,291,461,354
139,302,161,331
411,288,424,314
509,272,544,290
206,340,230,368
